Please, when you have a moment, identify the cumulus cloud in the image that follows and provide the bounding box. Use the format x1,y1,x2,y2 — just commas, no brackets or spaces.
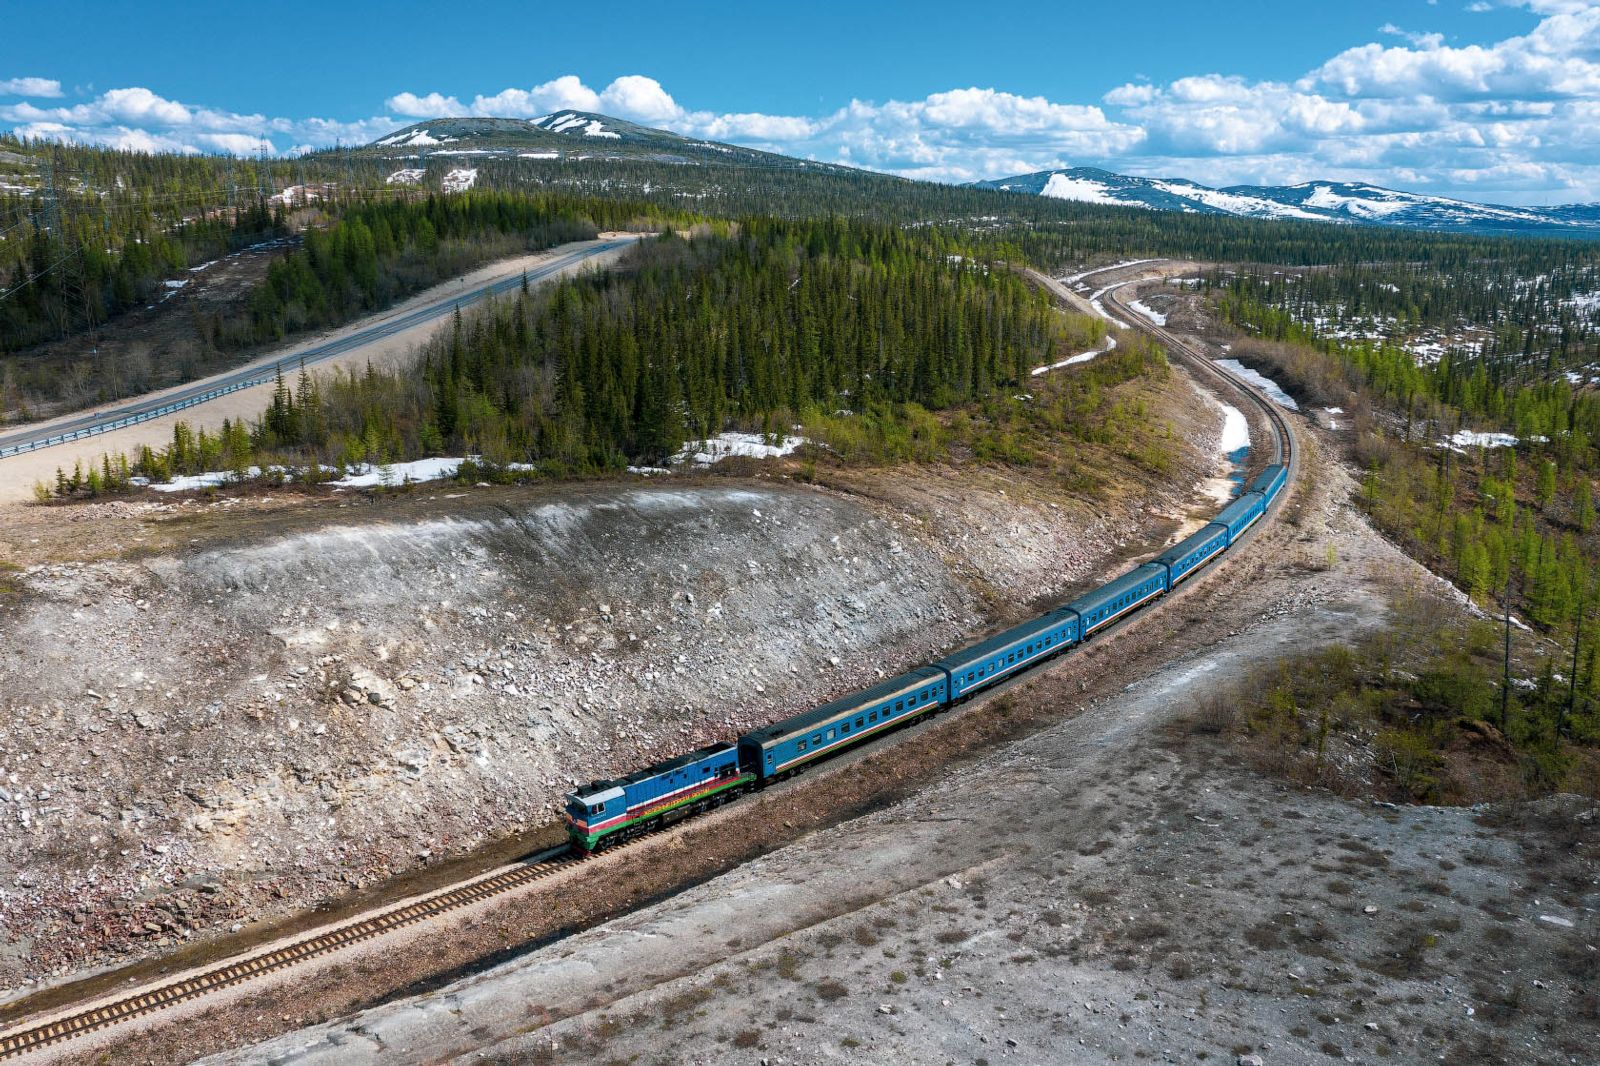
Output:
386,91,467,118
372,75,1141,182
0,76,62,97
2,85,401,155
10,1,1600,202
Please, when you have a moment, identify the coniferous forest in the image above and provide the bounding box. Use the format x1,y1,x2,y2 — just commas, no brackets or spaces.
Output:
132,220,1059,475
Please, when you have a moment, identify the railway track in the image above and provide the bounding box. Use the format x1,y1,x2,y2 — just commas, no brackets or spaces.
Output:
0,265,1298,1063
0,849,586,1060
1101,275,1296,476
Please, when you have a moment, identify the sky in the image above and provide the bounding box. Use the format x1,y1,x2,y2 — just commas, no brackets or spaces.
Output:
2,0,1600,204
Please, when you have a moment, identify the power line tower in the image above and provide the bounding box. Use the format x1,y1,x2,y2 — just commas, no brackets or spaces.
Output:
39,154,61,237
256,144,271,205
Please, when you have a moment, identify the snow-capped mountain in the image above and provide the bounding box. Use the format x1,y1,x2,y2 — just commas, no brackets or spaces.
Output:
972,168,1600,236
361,112,849,172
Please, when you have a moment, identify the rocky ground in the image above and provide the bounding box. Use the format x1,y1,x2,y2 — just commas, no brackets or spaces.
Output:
203,428,1598,1066
0,357,1225,1006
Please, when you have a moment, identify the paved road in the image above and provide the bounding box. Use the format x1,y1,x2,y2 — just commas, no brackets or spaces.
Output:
0,238,635,459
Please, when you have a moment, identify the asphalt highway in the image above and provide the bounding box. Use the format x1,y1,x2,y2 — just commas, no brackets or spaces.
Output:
0,238,635,458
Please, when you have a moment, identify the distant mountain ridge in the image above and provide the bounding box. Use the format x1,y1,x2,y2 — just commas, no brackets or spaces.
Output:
970,167,1600,237
359,111,850,173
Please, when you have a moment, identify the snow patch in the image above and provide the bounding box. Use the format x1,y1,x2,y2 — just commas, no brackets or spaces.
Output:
441,168,477,193
386,168,425,185
1064,258,1162,285
1040,174,1131,207
1216,359,1299,410
1128,299,1166,326
1447,430,1520,450
327,458,475,488
1218,404,1250,455
674,432,807,465
1032,335,1117,375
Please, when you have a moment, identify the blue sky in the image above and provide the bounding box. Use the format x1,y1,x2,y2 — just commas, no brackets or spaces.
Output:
3,0,1599,204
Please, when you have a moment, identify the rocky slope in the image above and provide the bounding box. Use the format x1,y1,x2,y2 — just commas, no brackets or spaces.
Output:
0,385,1223,1000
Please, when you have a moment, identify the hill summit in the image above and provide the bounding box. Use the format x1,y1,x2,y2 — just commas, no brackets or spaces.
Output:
970,166,1600,237
360,111,844,172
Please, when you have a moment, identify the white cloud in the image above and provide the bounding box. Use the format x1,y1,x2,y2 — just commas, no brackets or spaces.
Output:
1,86,401,156
386,91,467,118
471,75,601,117
598,75,679,123
0,76,62,97
9,0,1600,203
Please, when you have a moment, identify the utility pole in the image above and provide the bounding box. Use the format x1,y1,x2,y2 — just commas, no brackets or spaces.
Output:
1563,585,1586,742
1502,570,1514,732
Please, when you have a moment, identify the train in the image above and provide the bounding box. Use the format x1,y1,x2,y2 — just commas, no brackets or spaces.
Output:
562,462,1289,851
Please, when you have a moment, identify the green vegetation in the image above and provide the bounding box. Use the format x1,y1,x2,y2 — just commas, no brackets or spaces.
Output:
1220,302,1600,630
1207,274,1600,805
231,193,611,346
49,223,1176,498
1205,608,1598,803
14,130,1600,423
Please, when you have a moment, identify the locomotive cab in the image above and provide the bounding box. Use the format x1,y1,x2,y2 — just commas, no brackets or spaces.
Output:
563,781,625,847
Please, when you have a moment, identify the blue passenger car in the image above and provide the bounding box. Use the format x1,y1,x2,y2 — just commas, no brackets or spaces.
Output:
1250,464,1287,503
739,666,948,780
935,608,1079,701
1158,522,1229,587
1066,563,1168,637
1213,491,1266,542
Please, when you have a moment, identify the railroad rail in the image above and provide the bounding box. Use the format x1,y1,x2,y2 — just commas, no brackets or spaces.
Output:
0,265,1297,1063
0,849,585,1060
1101,273,1295,473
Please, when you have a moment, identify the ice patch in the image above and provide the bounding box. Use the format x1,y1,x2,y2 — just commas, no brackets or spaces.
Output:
1216,359,1299,410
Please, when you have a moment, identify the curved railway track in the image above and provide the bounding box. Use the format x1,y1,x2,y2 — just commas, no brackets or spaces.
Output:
1102,275,1296,477
0,267,1296,1063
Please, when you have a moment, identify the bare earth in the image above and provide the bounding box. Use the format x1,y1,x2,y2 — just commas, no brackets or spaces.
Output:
0,347,1229,1025
4,269,1592,1065
203,427,1598,1066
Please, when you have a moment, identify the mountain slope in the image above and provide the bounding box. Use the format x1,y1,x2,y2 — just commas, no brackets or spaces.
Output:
359,111,848,172
972,167,1600,236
